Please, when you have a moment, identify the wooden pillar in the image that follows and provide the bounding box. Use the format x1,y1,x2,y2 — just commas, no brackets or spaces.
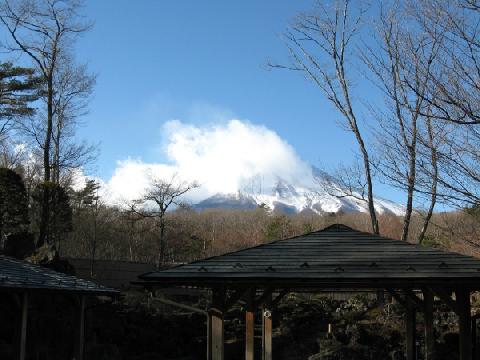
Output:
74,295,86,360
210,309,224,360
376,289,385,306
245,288,255,360
208,288,225,360
472,317,477,360
262,293,272,360
423,288,435,360
406,297,417,360
19,292,28,360
456,289,472,360
207,314,212,360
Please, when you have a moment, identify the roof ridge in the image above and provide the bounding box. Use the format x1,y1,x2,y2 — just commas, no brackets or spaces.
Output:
319,223,357,232
139,224,365,278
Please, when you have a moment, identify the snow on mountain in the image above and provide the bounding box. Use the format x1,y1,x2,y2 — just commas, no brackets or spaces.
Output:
193,166,404,216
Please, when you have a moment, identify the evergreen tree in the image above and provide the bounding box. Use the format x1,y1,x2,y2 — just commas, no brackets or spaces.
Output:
0,167,28,244
264,214,293,241
71,179,100,212
31,182,73,246
0,62,40,133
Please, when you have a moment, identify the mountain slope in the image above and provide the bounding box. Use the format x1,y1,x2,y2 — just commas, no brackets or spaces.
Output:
194,167,404,216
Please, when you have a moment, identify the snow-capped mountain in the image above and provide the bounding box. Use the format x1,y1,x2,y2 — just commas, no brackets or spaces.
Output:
194,166,404,216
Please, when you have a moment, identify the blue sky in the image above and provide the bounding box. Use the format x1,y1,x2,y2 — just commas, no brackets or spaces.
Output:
76,1,344,164
68,1,403,203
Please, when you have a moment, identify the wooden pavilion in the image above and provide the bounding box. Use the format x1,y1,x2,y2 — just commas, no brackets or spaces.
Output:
0,255,118,360
139,224,480,360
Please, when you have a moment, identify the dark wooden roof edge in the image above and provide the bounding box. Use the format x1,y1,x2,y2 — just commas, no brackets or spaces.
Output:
133,276,480,290
0,286,120,296
0,255,119,295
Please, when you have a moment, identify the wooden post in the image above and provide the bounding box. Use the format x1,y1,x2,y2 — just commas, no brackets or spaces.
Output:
209,288,225,360
456,289,472,360
406,297,417,360
472,317,477,360
262,293,272,360
423,288,435,360
210,309,224,360
245,288,255,360
207,314,212,360
19,292,28,360
74,295,86,360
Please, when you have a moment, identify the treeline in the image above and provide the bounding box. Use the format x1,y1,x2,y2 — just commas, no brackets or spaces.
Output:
60,202,480,265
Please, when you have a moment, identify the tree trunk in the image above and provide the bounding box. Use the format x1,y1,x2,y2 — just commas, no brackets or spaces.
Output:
401,116,418,242
401,171,415,242
37,75,54,247
90,207,97,277
44,76,53,182
356,132,379,234
418,120,438,244
157,218,166,269
53,130,60,185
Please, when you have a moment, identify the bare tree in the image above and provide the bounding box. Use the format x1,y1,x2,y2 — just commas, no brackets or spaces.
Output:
417,117,440,243
400,0,480,208
407,0,480,125
51,58,96,185
430,124,480,206
118,209,144,262
364,3,441,241
272,0,379,234
129,174,199,268
315,160,372,206
0,0,93,246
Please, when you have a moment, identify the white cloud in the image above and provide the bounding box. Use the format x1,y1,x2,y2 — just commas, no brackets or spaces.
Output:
103,119,312,205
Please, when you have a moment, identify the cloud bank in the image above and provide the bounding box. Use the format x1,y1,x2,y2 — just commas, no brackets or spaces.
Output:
103,119,312,205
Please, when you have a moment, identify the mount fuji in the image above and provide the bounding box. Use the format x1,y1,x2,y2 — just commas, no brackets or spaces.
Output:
193,166,404,216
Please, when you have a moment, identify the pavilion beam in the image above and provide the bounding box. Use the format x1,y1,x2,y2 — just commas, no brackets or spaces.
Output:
406,297,417,360
432,287,458,314
19,292,28,360
262,293,272,360
405,290,424,309
456,289,472,360
245,288,255,360
254,288,273,309
225,288,249,311
209,288,225,360
270,290,289,309
423,288,435,360
386,288,409,309
74,295,86,360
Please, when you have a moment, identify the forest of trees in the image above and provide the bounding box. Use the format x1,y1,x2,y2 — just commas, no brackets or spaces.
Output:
0,0,479,274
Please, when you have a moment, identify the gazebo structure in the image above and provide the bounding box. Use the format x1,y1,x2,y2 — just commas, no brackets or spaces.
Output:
139,224,480,360
0,255,118,360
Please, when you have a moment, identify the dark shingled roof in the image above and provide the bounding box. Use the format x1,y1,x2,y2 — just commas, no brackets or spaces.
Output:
139,224,480,289
0,255,118,295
